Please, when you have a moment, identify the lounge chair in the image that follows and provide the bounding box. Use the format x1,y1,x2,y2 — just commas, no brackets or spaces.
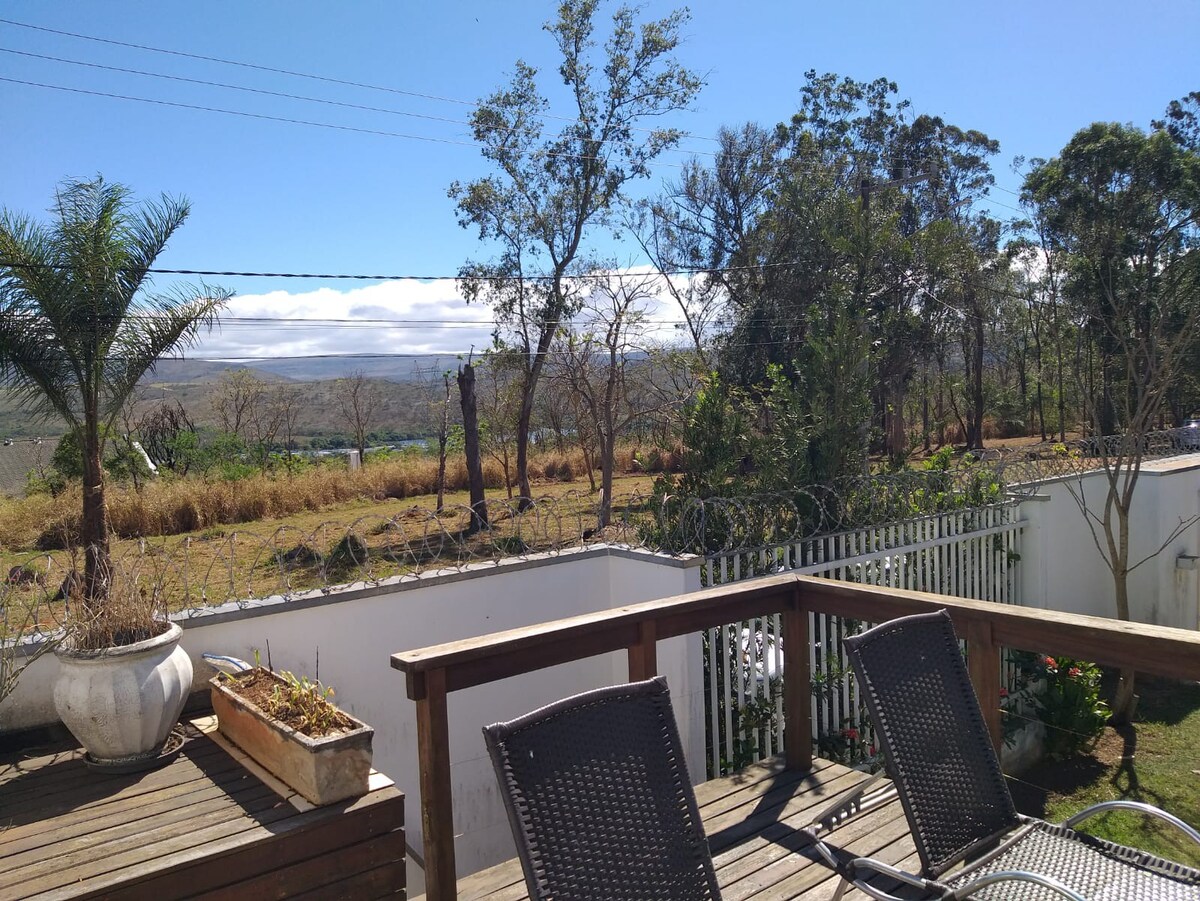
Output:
483,676,721,900
816,609,1200,900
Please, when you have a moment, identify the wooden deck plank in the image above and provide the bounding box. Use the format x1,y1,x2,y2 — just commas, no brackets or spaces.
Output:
423,757,912,901
0,718,405,900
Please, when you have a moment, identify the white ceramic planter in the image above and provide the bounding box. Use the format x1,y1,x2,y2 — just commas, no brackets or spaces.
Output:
53,621,192,768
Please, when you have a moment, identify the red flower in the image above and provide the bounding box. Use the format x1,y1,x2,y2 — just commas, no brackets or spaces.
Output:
868,744,876,756
841,728,859,741
1068,667,1081,678
1043,656,1057,669
999,687,1009,698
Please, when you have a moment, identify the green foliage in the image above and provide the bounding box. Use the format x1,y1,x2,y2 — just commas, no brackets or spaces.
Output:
49,429,87,481
267,671,342,736
723,693,778,773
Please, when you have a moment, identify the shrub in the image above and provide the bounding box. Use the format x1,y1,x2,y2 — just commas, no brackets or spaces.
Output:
1007,651,1109,760
326,533,369,575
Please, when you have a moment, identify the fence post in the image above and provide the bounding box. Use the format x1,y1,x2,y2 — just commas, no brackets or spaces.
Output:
628,620,658,681
966,619,1003,753
415,667,457,901
784,587,813,770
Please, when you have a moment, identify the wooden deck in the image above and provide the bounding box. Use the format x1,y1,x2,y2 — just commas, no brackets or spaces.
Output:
0,716,406,900
431,756,917,901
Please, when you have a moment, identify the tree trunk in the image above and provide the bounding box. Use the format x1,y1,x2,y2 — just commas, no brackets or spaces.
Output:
1109,554,1138,724
966,297,986,449
515,392,533,510
887,377,906,462
435,376,451,514
598,434,614,529
457,364,488,534
80,430,111,615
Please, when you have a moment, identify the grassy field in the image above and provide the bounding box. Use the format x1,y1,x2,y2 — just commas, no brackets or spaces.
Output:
1009,677,1200,867
0,469,660,632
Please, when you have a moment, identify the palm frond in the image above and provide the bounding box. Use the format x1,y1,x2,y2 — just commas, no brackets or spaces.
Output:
103,285,231,423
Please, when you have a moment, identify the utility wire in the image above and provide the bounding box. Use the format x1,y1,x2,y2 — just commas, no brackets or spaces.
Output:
0,16,710,146
0,21,939,173
0,75,668,166
0,46,745,164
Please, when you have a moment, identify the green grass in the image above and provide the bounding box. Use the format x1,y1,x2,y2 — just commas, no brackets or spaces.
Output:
1010,677,1200,866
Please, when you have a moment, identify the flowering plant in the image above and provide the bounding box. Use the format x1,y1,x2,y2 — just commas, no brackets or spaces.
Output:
1005,651,1109,759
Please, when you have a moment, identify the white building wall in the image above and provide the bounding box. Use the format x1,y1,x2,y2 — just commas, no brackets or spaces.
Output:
1018,456,1200,628
0,546,704,892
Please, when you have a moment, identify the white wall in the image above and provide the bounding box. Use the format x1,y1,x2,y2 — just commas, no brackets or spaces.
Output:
1018,456,1200,628
0,546,703,893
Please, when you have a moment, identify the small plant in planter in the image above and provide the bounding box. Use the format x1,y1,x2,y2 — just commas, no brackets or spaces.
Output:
210,660,373,806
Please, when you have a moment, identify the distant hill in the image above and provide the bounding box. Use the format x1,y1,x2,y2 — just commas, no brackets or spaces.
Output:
0,353,465,443
144,354,465,385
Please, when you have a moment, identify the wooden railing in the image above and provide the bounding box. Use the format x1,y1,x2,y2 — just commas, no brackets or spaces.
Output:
391,573,1200,901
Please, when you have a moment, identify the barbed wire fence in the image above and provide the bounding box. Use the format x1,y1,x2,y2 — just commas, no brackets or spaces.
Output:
3,429,1197,764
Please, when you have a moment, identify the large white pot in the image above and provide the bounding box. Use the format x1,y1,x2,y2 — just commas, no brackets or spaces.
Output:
53,621,192,767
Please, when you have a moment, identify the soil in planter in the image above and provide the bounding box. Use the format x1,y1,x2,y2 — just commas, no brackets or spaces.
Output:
224,670,357,738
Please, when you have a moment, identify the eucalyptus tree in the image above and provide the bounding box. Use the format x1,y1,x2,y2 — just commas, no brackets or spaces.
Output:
1023,119,1200,722
450,0,701,507
0,177,229,607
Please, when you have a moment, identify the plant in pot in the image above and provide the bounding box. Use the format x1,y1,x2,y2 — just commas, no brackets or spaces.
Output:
0,176,229,769
210,661,374,806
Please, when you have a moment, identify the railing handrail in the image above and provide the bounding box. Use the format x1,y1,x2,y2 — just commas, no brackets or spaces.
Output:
394,572,1200,901
392,573,1200,691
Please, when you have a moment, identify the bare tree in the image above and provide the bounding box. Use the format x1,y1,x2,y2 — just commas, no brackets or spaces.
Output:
418,366,456,512
272,384,303,461
137,399,197,475
476,353,523,499
334,371,382,463
210,369,267,441
556,271,661,527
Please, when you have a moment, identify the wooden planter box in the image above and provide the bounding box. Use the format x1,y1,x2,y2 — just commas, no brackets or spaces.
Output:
210,669,374,806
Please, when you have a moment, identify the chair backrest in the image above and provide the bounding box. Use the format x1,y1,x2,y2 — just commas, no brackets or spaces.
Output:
843,610,1019,877
483,676,721,901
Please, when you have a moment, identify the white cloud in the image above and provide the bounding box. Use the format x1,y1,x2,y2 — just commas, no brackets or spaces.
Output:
192,269,698,360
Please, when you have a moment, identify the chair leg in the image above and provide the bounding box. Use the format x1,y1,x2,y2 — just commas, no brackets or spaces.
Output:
831,876,851,901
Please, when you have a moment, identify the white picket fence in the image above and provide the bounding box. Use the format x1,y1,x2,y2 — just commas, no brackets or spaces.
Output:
702,503,1025,777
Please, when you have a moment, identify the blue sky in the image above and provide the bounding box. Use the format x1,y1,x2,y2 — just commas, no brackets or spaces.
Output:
1,1,1196,360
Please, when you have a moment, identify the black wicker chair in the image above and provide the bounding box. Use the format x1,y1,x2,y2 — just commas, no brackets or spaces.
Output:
483,676,721,901
817,609,1200,900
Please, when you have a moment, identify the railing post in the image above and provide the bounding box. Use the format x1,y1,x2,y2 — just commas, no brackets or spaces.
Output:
628,620,658,681
415,667,457,901
966,619,1003,754
783,591,813,770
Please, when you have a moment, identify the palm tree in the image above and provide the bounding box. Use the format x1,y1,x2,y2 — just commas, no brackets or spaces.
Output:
0,176,230,618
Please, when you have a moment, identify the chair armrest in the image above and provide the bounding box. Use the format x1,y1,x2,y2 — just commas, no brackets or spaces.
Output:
1063,800,1200,848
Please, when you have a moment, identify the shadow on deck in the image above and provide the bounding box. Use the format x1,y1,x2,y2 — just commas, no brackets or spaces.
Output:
432,756,916,901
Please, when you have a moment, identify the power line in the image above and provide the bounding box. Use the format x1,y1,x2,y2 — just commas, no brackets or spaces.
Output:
0,20,941,174
0,46,744,165
0,256,825,281
0,46,478,131
0,16,713,148
0,75,663,165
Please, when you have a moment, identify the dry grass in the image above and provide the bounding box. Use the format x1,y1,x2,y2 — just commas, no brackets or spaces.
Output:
0,443,675,551
0,471,659,630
